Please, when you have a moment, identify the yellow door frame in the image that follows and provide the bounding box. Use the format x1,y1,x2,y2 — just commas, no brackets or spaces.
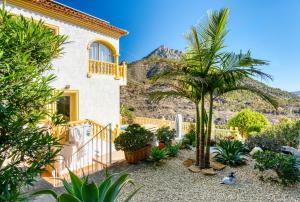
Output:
60,90,79,122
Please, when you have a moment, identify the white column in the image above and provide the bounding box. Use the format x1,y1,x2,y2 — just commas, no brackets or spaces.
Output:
175,114,183,140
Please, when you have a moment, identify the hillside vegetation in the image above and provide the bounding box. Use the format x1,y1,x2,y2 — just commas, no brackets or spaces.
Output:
121,45,300,124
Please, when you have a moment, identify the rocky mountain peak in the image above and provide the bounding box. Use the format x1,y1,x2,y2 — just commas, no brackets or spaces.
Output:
144,45,182,59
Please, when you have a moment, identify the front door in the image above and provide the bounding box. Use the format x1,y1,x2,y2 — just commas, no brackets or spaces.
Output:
57,90,79,121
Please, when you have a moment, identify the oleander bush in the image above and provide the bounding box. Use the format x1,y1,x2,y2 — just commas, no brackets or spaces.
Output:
253,151,300,185
214,140,247,166
0,8,67,201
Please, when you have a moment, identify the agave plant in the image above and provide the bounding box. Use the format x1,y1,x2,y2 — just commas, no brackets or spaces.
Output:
149,146,167,163
214,140,247,166
33,170,141,202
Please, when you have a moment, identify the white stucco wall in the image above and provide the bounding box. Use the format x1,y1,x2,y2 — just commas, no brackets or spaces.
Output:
5,2,123,127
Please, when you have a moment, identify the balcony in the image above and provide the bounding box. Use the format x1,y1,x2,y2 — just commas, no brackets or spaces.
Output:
88,60,126,80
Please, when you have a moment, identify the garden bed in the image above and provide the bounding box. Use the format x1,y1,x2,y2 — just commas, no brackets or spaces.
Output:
30,149,300,202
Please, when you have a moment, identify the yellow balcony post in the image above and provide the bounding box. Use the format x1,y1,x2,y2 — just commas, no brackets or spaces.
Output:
114,54,120,79
121,60,127,79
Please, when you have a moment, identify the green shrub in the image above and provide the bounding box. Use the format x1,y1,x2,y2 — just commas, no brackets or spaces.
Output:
149,147,167,163
114,124,154,153
228,109,269,138
156,126,176,145
182,127,196,148
120,105,135,123
253,151,300,185
214,140,247,166
261,120,300,148
166,144,180,157
246,134,282,152
33,170,140,201
0,8,67,200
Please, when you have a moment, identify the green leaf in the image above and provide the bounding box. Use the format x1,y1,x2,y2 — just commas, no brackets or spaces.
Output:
32,189,58,199
62,178,74,195
124,186,142,202
103,173,132,202
58,193,81,202
81,181,99,202
98,175,113,202
69,170,83,200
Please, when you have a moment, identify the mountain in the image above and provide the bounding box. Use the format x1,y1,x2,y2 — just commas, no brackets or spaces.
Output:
293,91,300,96
127,45,182,83
144,45,182,59
121,45,300,124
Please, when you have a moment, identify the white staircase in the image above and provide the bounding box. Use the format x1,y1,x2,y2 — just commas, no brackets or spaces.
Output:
48,121,115,186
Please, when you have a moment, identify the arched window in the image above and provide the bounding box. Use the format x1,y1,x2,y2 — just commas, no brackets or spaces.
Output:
89,42,114,63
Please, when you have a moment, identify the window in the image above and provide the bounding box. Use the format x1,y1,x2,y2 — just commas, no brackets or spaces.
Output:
89,42,114,63
44,23,59,35
55,90,79,122
57,96,71,121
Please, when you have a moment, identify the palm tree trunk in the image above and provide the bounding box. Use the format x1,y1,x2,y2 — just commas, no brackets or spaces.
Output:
205,91,213,168
195,102,200,166
199,93,206,168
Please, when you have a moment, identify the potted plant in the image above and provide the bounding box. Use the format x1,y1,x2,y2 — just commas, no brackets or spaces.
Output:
156,126,176,149
114,124,154,163
120,105,135,124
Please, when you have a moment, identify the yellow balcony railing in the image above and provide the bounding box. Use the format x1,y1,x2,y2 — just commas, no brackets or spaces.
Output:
88,60,126,79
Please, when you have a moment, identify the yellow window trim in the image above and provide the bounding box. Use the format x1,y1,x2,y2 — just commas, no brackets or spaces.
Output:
87,38,120,78
44,22,59,35
47,89,79,122
87,38,117,55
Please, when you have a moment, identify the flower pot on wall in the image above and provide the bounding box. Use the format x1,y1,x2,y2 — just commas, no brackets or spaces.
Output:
124,144,151,164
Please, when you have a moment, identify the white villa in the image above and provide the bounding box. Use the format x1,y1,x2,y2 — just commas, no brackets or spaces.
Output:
2,0,240,187
3,0,128,183
4,0,128,126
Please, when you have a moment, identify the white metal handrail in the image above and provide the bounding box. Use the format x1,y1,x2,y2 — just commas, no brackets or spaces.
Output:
53,123,112,185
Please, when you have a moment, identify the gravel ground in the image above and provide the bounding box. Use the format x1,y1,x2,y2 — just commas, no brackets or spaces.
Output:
29,149,300,202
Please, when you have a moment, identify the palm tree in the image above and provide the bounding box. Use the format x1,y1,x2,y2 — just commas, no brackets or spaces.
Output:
203,52,278,167
150,57,203,166
184,8,279,168
151,8,278,169
183,8,230,168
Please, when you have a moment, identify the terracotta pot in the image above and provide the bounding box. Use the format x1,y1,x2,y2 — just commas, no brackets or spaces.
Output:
158,142,166,150
124,144,151,164
126,118,134,124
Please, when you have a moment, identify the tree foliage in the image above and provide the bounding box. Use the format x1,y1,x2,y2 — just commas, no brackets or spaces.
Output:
253,151,300,185
261,118,300,147
0,7,67,201
228,109,269,137
150,8,277,168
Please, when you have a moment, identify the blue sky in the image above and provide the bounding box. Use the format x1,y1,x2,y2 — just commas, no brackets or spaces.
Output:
57,0,300,91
